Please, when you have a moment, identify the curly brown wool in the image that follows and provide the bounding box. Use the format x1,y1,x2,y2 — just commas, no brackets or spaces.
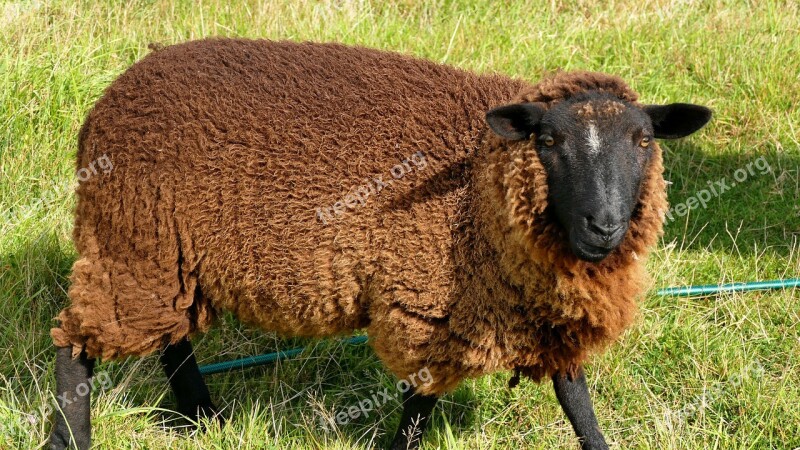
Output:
52,39,667,395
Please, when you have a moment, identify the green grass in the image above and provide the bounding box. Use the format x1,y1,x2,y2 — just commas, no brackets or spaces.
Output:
1,0,799,448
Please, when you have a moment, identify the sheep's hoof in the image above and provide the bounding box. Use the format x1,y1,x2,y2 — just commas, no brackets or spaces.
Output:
581,441,609,450
180,402,225,429
49,433,90,450
388,435,419,450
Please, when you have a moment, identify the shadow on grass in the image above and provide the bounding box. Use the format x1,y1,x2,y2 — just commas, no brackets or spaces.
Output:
2,142,796,447
0,232,475,447
136,333,479,449
0,231,74,383
659,141,799,258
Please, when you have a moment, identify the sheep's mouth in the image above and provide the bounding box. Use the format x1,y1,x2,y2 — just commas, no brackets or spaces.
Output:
572,239,614,262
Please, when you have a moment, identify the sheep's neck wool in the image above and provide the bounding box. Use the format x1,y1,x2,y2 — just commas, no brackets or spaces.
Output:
50,40,667,396
373,73,668,394
450,129,667,386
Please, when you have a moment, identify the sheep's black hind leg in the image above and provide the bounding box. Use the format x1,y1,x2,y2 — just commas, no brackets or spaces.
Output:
388,390,438,450
50,347,95,450
552,366,609,450
160,338,221,425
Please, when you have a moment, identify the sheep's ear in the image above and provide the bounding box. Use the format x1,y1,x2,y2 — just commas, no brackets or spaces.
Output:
643,103,712,139
486,102,546,140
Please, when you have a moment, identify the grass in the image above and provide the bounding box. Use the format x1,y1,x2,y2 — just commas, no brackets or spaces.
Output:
1,0,798,448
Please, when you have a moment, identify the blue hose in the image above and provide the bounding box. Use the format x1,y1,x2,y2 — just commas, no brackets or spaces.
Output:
656,278,800,297
198,278,799,375
198,335,368,375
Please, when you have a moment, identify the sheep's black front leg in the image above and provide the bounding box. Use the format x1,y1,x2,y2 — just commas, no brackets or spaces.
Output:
388,389,438,450
50,347,95,450
159,338,220,424
552,366,609,450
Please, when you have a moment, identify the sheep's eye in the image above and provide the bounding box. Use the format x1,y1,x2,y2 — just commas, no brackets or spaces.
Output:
540,135,555,147
639,136,651,148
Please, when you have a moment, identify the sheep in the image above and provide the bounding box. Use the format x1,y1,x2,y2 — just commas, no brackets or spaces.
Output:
49,38,711,450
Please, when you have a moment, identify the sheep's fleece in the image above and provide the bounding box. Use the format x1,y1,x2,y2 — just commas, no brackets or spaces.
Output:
53,38,667,395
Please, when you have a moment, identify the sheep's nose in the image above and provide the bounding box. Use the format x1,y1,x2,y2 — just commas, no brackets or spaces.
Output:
585,216,623,241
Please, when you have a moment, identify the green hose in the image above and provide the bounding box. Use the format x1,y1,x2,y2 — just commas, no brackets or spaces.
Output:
656,278,800,297
198,335,368,375
198,278,799,375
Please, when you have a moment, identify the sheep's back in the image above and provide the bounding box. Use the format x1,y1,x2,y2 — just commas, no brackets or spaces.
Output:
73,38,525,339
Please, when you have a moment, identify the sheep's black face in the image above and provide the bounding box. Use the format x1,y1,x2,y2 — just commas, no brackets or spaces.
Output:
486,91,711,262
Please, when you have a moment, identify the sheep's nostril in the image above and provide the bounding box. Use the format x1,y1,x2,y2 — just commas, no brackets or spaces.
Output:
586,217,623,240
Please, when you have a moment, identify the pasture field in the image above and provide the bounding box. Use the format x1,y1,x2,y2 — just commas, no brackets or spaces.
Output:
1,0,798,448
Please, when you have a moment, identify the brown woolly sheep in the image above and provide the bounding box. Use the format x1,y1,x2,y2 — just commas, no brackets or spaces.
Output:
49,38,711,450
